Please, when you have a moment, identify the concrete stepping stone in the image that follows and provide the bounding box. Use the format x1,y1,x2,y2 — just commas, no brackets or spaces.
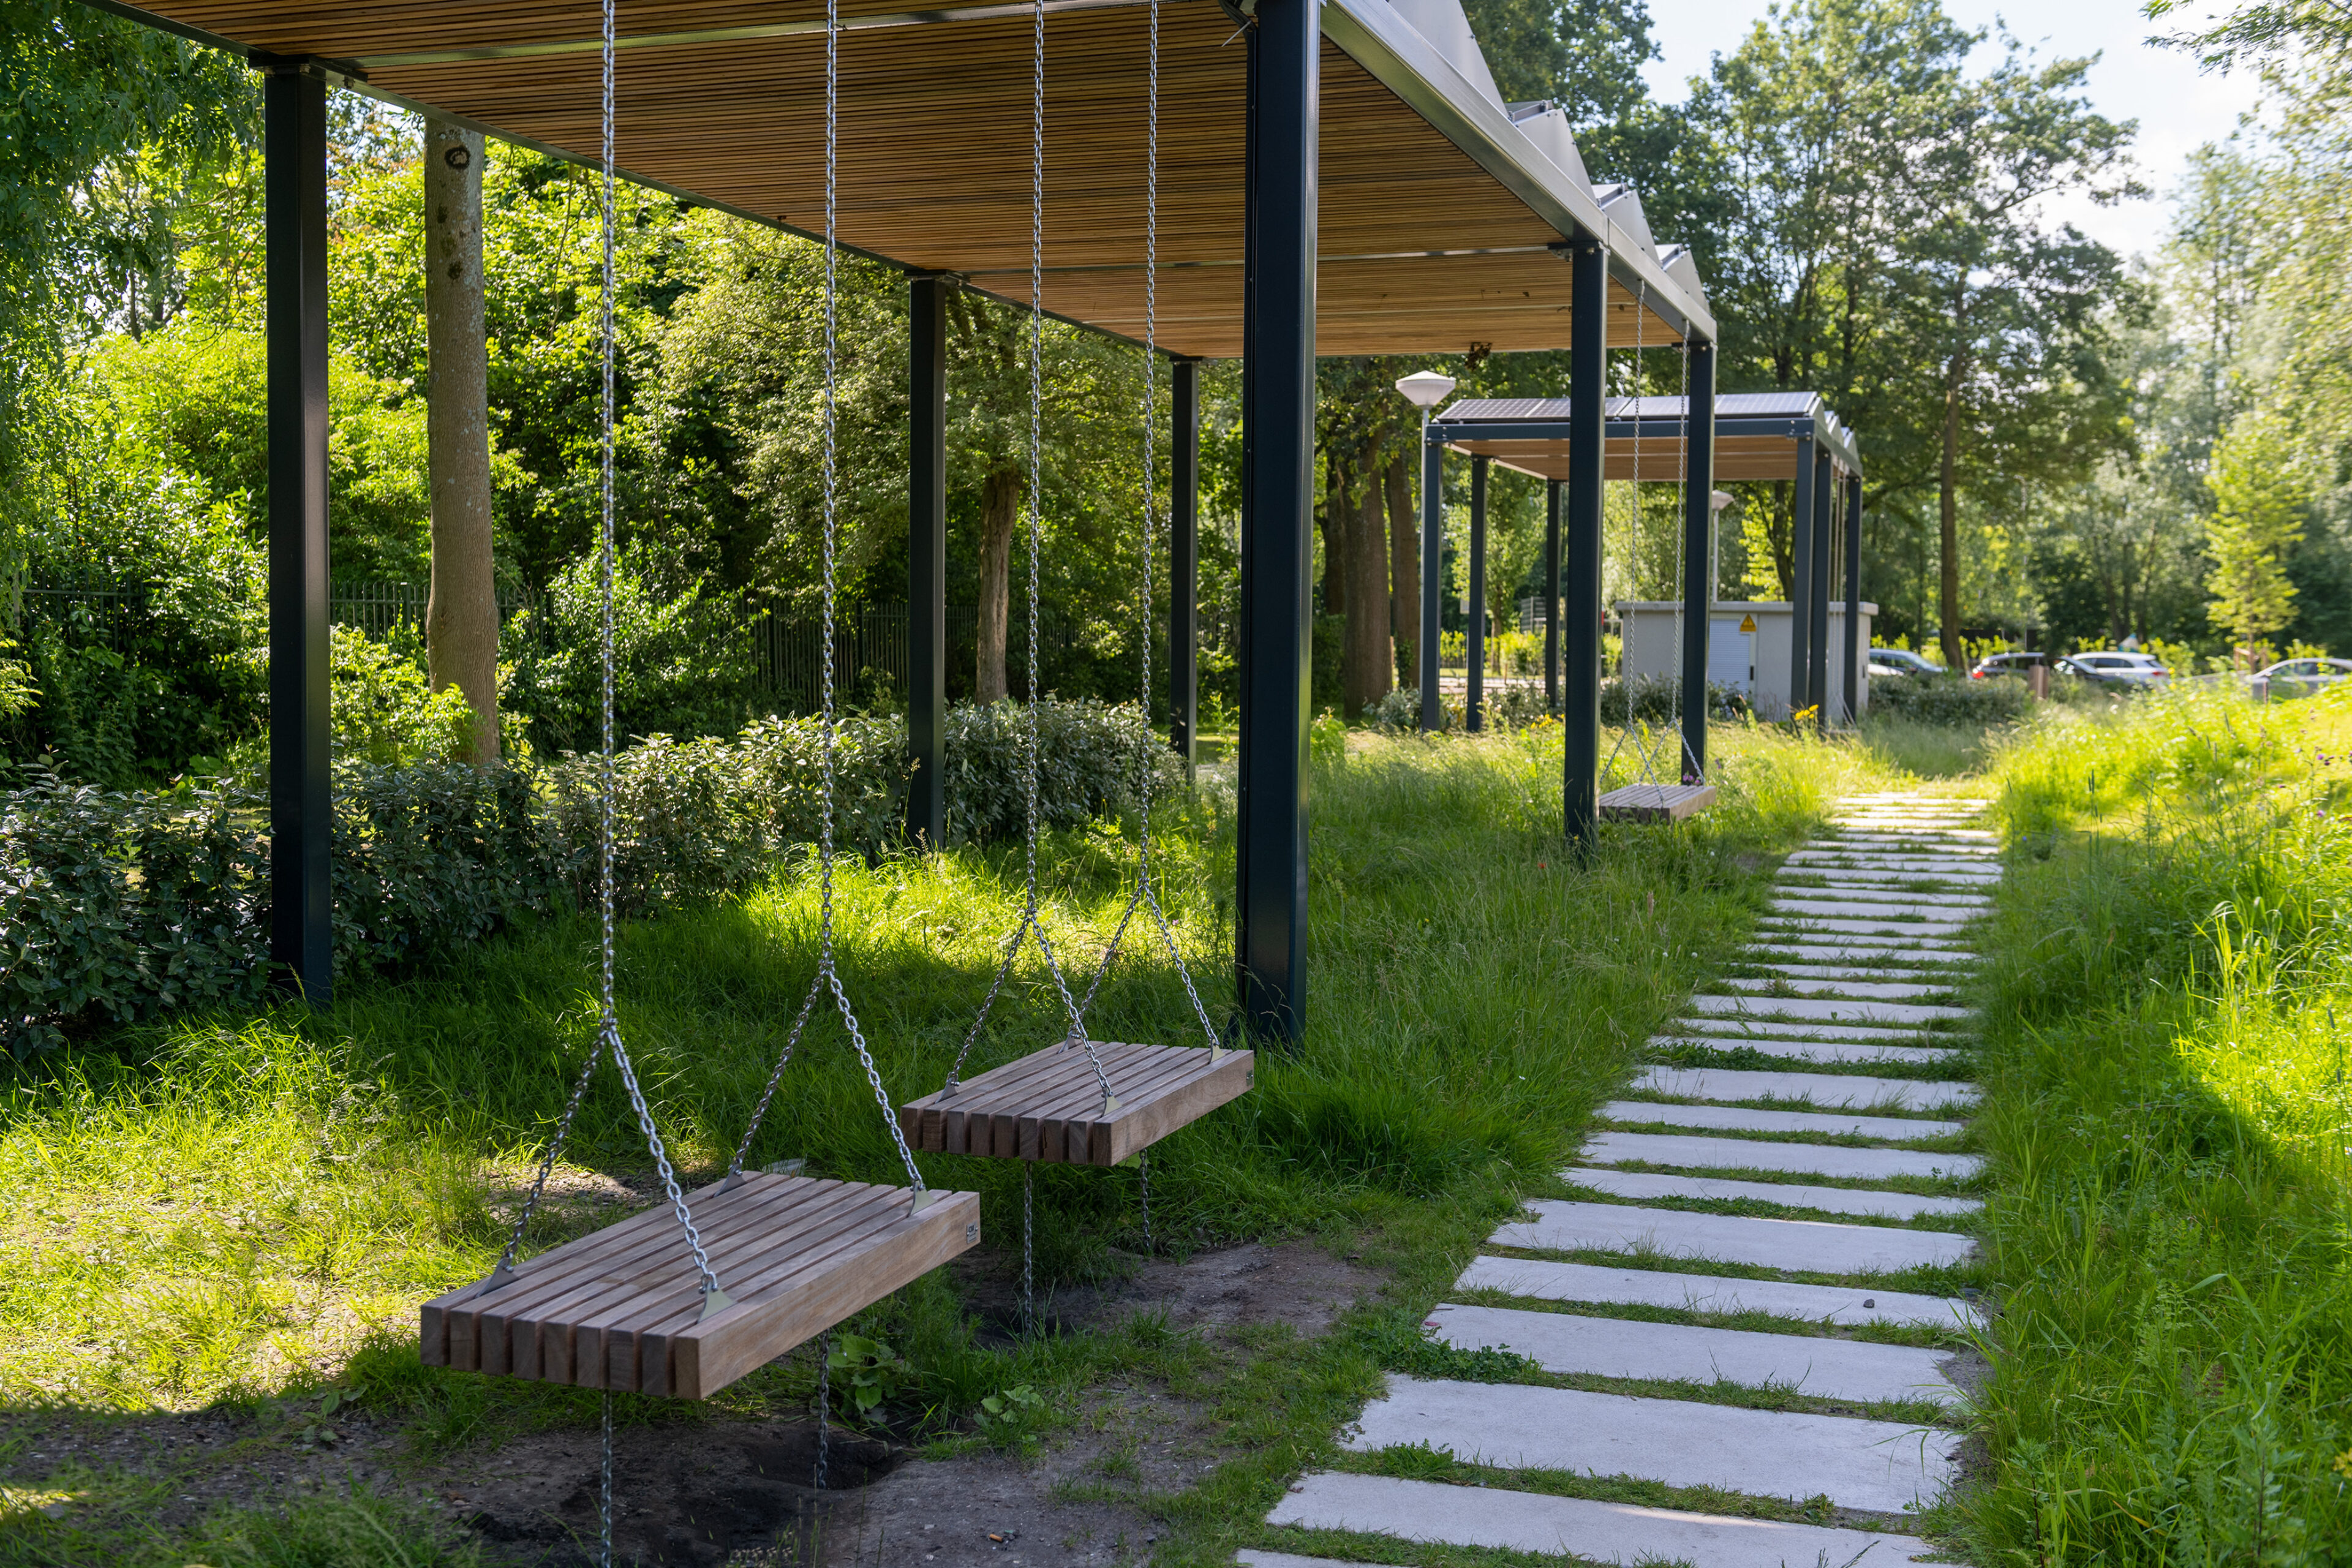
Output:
1826,832,1997,848
1266,1473,1946,1567
1741,960,1968,982
1720,974,1953,1001
1788,857,2002,875
1761,914,1981,938
1745,941,1973,966
1456,1255,1981,1329
1581,1131,1983,1182
1674,1016,1967,1042
1490,1200,1977,1272
1789,846,1998,863
1423,1302,1962,1405
1775,878,1997,900
1770,897,1981,921
1689,993,1974,1026
1237,1553,1406,1568
1601,1099,1965,1142
1566,1166,1983,1220
1635,1065,1978,1110
1647,1035,1967,1067
1343,1378,1959,1512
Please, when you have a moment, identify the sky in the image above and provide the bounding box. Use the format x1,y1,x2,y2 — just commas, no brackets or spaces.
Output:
1637,0,2267,260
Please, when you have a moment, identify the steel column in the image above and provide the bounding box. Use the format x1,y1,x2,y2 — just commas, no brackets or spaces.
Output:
1235,0,1317,1044
1170,355,1200,769
1786,430,1815,721
1842,470,1863,723
907,273,948,843
1564,235,1608,850
1544,479,1561,714
266,64,333,1007
1807,445,1833,717
1419,429,1444,730
1679,339,1716,777
1466,453,1488,732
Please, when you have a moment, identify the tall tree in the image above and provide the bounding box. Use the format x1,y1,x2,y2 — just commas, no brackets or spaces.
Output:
422,119,500,761
2205,410,2307,659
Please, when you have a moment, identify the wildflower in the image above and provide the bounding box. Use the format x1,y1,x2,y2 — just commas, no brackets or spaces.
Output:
2335,1446,2352,1480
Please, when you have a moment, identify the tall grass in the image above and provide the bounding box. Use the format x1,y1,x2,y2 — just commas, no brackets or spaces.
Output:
1966,687,2352,1562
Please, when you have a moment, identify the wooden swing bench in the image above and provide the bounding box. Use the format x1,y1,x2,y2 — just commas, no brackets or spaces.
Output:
420,1171,979,1399
1597,782,1719,823
899,1040,1254,1165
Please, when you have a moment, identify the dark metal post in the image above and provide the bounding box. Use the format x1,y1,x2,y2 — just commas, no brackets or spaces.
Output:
1544,479,1561,714
1466,454,1488,732
907,273,948,843
266,64,332,1007
1807,445,1833,717
1170,355,1200,769
1419,425,1443,730
1679,340,1715,777
1786,429,1815,722
1842,469,1864,723
1564,235,1607,850
1235,0,1317,1044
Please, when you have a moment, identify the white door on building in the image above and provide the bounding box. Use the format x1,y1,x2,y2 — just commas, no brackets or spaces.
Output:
1708,615,1752,696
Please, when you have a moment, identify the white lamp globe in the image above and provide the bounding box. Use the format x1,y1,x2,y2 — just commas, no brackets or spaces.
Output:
1395,370,1457,409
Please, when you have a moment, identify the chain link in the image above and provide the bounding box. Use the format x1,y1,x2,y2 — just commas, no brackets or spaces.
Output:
599,1389,614,1568
815,1332,832,1491
1674,331,1700,783
1138,1147,1152,1252
491,1027,603,1276
1022,1163,1036,1335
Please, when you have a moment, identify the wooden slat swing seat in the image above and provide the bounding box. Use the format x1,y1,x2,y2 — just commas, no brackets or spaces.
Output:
418,0,976,1406
1597,781,1718,823
899,0,1250,1171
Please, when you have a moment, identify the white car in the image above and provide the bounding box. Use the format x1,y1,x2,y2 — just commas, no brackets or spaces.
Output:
2256,657,2352,698
2056,652,2171,688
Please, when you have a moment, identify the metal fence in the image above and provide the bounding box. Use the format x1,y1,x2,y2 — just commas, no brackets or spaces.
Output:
12,573,541,648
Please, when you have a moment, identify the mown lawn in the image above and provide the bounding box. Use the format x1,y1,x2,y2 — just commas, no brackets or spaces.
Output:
1964,686,2352,1564
1,719,1891,1566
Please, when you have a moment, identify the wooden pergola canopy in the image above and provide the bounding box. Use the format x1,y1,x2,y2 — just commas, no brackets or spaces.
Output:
1434,392,1863,483
92,0,1716,358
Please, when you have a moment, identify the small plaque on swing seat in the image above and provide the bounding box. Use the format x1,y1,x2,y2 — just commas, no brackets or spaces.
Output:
899,1041,1254,1166
418,1173,979,1401
1597,782,1718,822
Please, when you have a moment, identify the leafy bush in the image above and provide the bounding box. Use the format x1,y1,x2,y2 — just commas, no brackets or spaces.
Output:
1601,674,1749,725
330,627,481,766
332,763,561,973
943,698,1177,843
1869,673,2029,726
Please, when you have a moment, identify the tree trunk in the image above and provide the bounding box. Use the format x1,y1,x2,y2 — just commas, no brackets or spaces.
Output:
1938,356,1964,671
1342,445,1392,717
974,466,1021,703
1386,456,1416,687
1319,452,1346,616
423,119,500,763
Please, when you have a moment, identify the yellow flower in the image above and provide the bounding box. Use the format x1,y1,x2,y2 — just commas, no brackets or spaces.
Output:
2334,1446,2352,1480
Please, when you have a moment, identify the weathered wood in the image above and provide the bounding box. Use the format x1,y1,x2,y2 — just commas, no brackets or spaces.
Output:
419,1172,978,1398
1597,783,1717,823
897,1041,1253,1165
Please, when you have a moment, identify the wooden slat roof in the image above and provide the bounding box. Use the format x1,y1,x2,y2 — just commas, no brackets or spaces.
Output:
90,0,1716,358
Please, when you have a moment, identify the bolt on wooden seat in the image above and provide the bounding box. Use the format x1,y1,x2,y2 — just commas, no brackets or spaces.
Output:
421,1172,979,1400
1599,782,1718,822
899,1040,1253,1165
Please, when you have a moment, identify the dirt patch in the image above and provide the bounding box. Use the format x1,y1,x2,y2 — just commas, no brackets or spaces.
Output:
0,1240,1384,1566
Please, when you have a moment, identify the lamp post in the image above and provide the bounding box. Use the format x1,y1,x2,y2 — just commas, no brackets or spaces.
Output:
1396,369,1455,731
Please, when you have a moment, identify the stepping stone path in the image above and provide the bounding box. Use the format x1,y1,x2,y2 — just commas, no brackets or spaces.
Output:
1262,790,1992,1566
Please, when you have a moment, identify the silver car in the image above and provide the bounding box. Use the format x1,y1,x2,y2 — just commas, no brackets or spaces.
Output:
2056,652,2171,689
2255,657,2352,698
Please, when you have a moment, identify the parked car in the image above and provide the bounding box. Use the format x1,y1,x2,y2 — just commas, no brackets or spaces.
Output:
2255,656,2352,698
2056,651,2172,689
1968,652,2050,681
1869,647,1946,677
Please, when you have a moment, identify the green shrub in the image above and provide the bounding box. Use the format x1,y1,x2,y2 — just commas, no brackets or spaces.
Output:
330,626,480,766
1599,675,1749,725
1869,672,2029,725
331,763,561,972
942,698,1177,843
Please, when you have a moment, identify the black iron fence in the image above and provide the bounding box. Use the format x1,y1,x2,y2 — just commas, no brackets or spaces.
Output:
12,573,542,649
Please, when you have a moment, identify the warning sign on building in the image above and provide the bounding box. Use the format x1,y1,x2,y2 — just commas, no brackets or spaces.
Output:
1739,613,1757,633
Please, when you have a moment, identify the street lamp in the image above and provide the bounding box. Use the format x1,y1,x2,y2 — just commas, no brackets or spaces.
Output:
1396,371,1457,730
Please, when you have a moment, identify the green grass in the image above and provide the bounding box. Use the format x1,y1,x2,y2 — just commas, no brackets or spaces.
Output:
1961,686,2352,1563
0,718,1909,1566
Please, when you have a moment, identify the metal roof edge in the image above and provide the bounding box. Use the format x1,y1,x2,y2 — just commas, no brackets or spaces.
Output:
1318,0,1717,345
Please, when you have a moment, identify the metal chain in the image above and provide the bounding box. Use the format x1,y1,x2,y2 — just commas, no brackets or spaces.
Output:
1138,1147,1152,1251
1603,280,1675,796
598,1390,613,1568
1674,333,1701,783
728,0,929,1196
947,0,1114,1106
1022,1163,1036,1334
491,1028,603,1277
815,1332,832,1491
1071,0,1221,1054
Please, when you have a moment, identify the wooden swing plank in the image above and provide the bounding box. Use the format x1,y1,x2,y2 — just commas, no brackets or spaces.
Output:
420,1172,979,1400
1597,783,1718,823
899,1041,1255,1166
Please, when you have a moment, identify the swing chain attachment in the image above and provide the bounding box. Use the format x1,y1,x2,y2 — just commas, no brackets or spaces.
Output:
716,0,935,1215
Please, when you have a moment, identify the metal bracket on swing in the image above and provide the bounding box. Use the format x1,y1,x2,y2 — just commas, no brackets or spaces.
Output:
699,1284,735,1322
908,1186,950,1216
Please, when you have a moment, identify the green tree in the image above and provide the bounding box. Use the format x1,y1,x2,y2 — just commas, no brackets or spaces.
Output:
2204,410,2307,659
